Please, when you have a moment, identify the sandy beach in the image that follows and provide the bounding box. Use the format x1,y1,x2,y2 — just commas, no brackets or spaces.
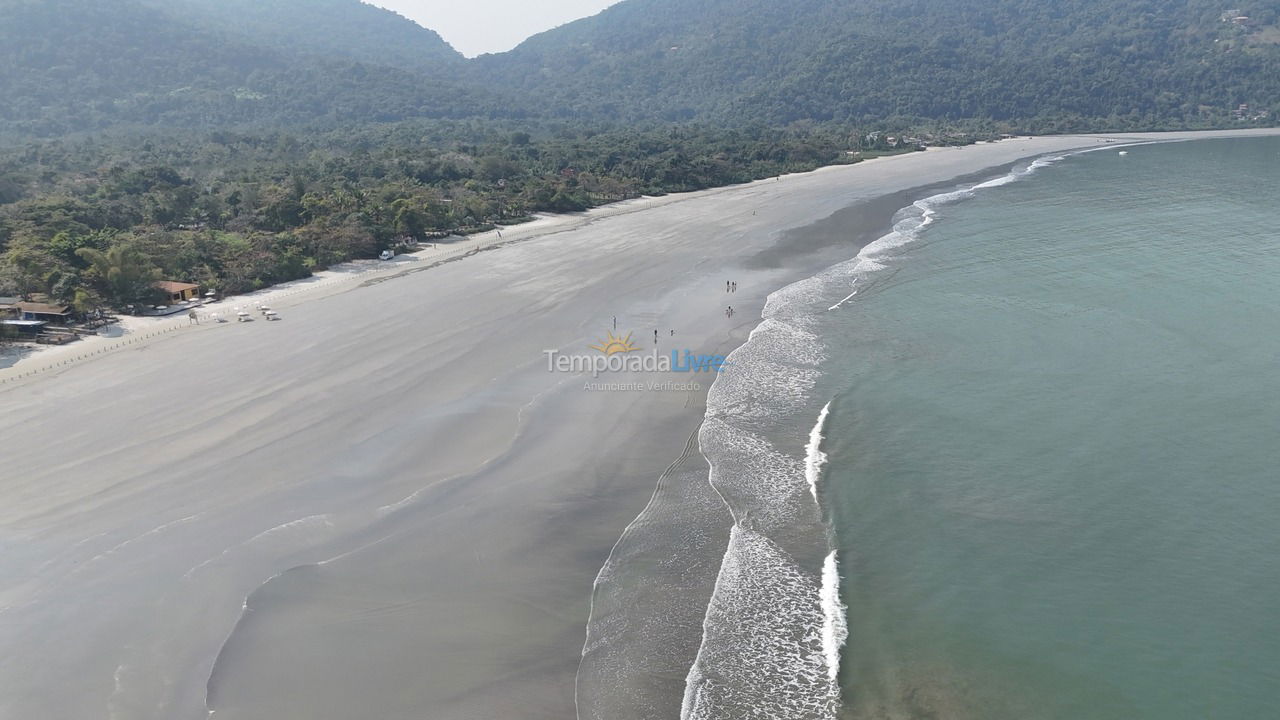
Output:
1,129,1275,720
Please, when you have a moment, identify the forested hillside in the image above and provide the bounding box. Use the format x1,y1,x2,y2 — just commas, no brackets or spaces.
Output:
0,0,514,141
474,0,1280,130
138,0,464,73
3,0,1277,140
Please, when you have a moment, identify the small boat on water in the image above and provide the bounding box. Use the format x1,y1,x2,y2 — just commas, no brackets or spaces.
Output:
1118,151,1129,156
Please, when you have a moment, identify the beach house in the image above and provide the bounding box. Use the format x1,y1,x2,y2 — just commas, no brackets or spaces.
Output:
154,281,201,305
16,301,73,324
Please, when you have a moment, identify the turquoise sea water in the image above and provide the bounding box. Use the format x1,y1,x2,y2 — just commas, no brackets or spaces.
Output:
818,137,1280,718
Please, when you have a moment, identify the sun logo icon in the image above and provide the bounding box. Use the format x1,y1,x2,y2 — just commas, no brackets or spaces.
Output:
590,330,640,356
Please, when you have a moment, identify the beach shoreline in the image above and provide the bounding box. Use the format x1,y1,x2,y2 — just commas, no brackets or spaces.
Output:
2,128,1278,720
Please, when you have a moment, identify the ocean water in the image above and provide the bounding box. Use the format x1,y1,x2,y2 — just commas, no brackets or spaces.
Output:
583,136,1280,720
815,136,1280,719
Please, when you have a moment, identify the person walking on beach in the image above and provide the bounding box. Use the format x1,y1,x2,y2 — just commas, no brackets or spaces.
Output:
655,329,659,344
726,280,731,293
613,316,617,330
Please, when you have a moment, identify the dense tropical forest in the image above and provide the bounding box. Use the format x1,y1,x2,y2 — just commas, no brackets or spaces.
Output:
0,0,1276,312
474,0,1280,130
0,122,921,308
0,0,511,141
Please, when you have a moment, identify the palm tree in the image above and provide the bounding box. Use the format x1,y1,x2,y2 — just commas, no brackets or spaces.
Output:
71,287,104,316
76,245,160,308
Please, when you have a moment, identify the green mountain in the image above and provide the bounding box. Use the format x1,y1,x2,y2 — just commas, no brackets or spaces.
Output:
137,0,464,73
473,0,1280,130
1,0,1277,141
0,0,512,141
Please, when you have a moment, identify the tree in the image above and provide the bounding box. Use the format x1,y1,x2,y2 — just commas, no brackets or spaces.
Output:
479,155,521,182
71,286,103,315
76,245,161,308
391,198,428,240
1,246,56,300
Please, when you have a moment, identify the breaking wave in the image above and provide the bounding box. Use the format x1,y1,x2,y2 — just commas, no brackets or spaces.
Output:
805,402,831,502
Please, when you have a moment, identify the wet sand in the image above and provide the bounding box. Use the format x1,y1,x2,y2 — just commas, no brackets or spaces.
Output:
2,130,1275,720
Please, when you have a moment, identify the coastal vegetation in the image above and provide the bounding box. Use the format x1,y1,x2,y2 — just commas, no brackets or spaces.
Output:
0,123,916,302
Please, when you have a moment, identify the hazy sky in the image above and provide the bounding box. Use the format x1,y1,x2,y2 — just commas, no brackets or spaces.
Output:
365,0,621,57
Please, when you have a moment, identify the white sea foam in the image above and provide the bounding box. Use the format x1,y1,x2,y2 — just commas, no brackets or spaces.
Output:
706,317,823,425
681,527,839,720
804,402,832,502
681,285,841,718
828,279,858,311
820,551,848,683
700,417,811,532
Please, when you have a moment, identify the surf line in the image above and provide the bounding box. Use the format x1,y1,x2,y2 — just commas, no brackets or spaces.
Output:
828,280,857,311
820,550,848,682
807,400,847,684
804,401,832,502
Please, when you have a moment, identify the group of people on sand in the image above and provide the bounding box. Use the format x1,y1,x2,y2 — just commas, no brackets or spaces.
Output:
725,280,739,318
613,278,742,346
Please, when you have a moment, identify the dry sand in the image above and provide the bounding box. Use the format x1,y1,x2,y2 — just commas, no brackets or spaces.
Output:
1,129,1276,720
